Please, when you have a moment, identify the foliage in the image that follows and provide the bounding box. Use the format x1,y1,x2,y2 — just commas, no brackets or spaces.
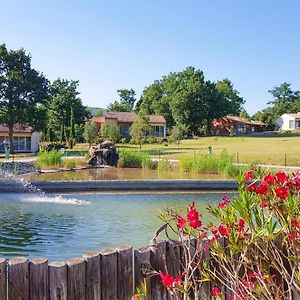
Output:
179,152,238,176
39,142,66,152
100,124,120,142
252,82,300,129
47,78,89,142
170,124,189,145
96,108,104,117
107,88,136,112
137,170,300,299
83,122,98,147
118,150,151,168
136,67,244,134
130,113,151,149
0,43,49,153
35,150,62,170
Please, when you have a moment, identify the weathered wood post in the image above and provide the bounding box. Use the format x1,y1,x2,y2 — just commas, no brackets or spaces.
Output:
83,252,101,300
117,245,133,300
29,258,48,300
100,248,118,300
49,261,67,300
134,247,151,298
150,240,167,300
8,257,29,300
67,258,86,300
0,258,6,300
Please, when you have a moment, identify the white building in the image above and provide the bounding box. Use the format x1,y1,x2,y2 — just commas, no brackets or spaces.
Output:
275,113,300,131
0,124,39,153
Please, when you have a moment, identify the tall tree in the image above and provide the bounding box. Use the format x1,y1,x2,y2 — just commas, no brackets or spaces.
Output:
47,79,89,142
130,112,150,149
0,44,49,153
107,88,136,112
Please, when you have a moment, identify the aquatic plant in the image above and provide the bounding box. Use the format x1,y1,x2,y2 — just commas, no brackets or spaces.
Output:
35,150,62,170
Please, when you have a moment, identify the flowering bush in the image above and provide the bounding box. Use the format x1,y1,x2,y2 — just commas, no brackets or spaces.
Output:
133,169,300,300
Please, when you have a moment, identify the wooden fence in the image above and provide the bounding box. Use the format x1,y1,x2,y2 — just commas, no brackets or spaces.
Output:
0,240,212,300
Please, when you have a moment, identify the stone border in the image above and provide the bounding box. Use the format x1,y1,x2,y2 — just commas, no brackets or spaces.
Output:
0,180,238,193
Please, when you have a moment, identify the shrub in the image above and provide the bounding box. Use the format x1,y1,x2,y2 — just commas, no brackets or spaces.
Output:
156,137,164,144
129,138,136,145
146,137,156,144
141,158,158,169
121,138,127,144
35,150,62,170
157,159,174,172
135,170,300,299
62,159,77,169
118,150,150,168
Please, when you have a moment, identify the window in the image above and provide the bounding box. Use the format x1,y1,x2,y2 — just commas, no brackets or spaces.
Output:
289,120,294,129
296,120,300,128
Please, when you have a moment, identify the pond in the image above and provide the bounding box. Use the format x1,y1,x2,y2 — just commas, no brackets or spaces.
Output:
20,168,228,182
0,191,230,261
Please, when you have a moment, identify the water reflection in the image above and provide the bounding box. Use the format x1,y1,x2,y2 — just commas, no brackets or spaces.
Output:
21,168,227,182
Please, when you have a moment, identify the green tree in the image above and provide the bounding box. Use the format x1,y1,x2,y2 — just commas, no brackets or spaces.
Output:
130,113,150,149
170,124,188,145
107,88,136,112
100,124,120,143
84,122,98,147
0,44,49,153
47,79,89,142
96,108,104,116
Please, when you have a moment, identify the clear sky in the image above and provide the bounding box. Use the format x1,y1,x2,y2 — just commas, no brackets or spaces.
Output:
1,0,299,115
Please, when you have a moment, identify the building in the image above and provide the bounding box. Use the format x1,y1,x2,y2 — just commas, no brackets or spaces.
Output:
275,113,300,131
0,124,39,153
211,116,266,135
90,111,166,138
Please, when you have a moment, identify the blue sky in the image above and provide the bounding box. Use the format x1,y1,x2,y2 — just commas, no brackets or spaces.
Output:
1,0,299,115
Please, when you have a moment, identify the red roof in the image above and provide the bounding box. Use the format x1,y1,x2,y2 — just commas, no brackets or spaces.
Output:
0,124,34,133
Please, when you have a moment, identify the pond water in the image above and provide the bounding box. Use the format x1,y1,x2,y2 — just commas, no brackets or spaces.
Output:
0,192,230,261
20,168,227,182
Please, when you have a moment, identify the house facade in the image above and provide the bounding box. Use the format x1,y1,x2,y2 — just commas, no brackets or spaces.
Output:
275,113,300,131
0,124,39,153
211,116,266,135
90,112,167,138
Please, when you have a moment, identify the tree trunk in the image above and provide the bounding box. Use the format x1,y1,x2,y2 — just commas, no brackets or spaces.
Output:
8,125,15,154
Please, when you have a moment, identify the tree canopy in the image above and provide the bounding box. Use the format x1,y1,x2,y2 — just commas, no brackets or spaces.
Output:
136,67,244,135
0,43,49,152
107,88,136,112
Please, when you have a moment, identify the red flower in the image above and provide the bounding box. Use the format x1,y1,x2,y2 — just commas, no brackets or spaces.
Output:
264,174,275,184
275,186,288,200
218,195,230,209
260,199,268,208
159,272,174,287
218,223,229,237
256,182,268,195
276,172,289,184
245,171,253,182
212,287,221,297
291,219,300,228
176,217,186,229
238,218,245,228
189,218,202,229
204,244,210,252
248,183,257,192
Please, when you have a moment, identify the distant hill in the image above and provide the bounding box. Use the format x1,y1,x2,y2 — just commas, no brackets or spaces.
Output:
87,107,107,116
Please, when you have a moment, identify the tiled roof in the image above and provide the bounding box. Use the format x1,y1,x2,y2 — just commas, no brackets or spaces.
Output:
0,124,34,133
226,116,266,126
92,112,166,124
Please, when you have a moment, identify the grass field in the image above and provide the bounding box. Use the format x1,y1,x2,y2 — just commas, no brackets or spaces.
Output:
2,135,300,167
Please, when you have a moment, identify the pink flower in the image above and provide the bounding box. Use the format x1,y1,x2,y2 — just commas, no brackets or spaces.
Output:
187,202,202,228
218,223,229,237
275,186,288,200
248,183,257,192
218,195,230,209
189,218,202,229
245,171,253,182
212,287,221,297
176,217,186,229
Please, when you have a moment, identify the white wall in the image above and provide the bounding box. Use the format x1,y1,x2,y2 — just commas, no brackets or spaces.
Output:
31,131,39,152
275,114,295,130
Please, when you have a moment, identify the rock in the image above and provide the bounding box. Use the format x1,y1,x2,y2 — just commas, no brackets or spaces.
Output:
88,140,119,167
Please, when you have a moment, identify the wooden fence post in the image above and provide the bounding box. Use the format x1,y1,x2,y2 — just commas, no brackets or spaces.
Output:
49,261,67,300
0,258,6,300
8,257,29,300
134,247,151,298
199,239,211,299
166,240,182,277
29,258,48,300
100,248,118,300
67,258,85,300
117,245,133,300
150,240,167,300
83,252,101,300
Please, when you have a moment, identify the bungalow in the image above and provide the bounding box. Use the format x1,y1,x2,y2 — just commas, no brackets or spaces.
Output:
90,111,167,138
211,116,266,135
0,124,39,153
275,113,300,131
